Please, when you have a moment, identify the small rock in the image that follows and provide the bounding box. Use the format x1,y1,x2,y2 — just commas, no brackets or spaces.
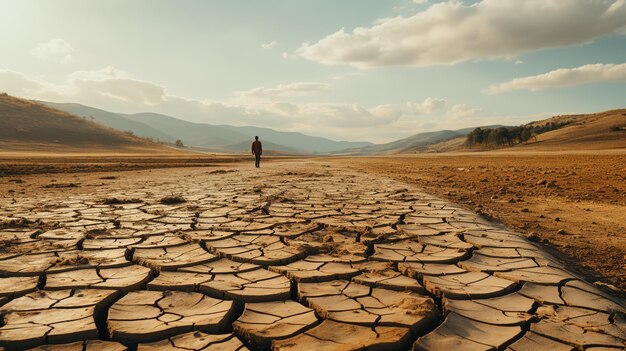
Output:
526,233,541,242
554,217,561,222
546,180,557,188
521,208,529,213
536,179,547,186
557,229,567,235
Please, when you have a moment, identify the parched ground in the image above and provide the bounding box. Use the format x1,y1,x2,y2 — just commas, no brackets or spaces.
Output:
0,160,624,351
334,153,626,294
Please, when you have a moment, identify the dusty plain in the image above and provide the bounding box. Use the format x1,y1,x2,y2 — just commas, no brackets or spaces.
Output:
332,152,626,294
0,153,624,351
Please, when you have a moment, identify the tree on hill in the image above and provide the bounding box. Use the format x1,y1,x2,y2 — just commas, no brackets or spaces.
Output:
466,121,570,148
175,139,184,147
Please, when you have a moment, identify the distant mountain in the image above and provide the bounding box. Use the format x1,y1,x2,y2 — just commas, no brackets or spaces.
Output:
336,126,504,155
43,101,373,154
41,102,176,142
0,94,165,152
218,139,306,154
122,112,249,147
218,125,371,154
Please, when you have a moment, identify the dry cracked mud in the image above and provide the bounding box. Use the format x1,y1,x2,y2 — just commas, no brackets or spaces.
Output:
0,161,624,351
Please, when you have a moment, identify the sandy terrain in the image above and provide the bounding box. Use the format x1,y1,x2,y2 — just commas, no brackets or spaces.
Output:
0,154,246,176
331,152,626,294
0,159,623,350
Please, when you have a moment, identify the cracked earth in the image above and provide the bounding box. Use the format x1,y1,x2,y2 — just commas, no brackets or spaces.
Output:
0,161,624,351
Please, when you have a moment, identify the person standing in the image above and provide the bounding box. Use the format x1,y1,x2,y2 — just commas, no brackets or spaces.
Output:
251,136,262,168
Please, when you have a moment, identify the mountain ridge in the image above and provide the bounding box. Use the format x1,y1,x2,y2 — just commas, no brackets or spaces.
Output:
334,125,506,155
1,94,169,153
41,101,373,154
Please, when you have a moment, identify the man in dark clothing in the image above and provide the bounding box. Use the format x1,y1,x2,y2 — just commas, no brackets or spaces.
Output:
251,136,262,168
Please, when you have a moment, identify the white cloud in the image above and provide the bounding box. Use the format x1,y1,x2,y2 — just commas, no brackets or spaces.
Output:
447,104,482,120
296,0,626,68
69,66,127,81
408,97,446,114
0,67,469,143
485,63,626,94
281,52,297,60
30,38,75,63
261,41,278,49
236,82,331,101
607,0,625,13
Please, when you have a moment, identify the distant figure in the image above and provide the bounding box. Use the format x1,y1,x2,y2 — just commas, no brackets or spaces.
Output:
251,136,262,168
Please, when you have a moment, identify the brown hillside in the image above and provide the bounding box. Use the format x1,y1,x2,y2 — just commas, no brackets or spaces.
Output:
424,109,626,153
519,109,626,150
0,94,170,153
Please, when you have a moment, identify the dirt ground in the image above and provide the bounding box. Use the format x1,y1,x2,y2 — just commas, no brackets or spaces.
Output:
0,154,286,176
2,160,623,350
1,152,624,297
329,152,626,294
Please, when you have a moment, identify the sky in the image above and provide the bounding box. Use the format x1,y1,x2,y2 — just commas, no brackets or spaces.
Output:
1,0,626,143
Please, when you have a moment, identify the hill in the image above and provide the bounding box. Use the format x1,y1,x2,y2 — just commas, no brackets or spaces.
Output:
123,113,372,153
41,102,176,142
218,125,371,154
123,112,250,147
517,109,626,150
424,109,626,153
42,101,373,154
0,94,169,153
337,126,504,155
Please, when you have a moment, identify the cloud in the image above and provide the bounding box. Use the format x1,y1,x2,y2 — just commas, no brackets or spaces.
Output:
261,41,278,49
447,104,482,120
69,66,127,81
408,97,446,114
30,38,75,63
235,82,331,101
0,67,463,143
296,0,626,68
485,62,626,94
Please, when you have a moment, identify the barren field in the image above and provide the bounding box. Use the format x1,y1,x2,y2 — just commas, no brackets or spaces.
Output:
0,155,247,177
332,152,626,294
0,158,624,350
